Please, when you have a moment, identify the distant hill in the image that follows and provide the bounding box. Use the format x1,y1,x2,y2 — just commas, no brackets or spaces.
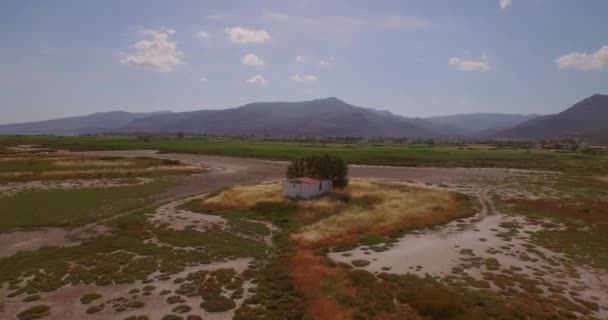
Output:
2,95,605,141
426,113,539,136
121,97,440,138
0,111,169,134
499,94,608,142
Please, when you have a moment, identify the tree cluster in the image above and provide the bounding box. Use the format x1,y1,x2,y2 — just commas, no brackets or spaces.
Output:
286,154,349,188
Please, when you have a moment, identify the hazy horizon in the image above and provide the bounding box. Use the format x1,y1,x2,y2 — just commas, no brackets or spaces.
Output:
1,0,607,124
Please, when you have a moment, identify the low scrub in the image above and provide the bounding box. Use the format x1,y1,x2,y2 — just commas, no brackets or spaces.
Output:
17,305,50,320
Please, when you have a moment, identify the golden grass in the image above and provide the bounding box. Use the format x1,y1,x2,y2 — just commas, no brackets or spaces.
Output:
0,166,204,181
292,180,472,246
53,159,135,167
201,179,473,247
201,181,344,211
202,182,286,209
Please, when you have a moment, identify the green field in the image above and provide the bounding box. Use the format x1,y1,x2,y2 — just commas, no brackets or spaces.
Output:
0,177,176,232
1,135,607,174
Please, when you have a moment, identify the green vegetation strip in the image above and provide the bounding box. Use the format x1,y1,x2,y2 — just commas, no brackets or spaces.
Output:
2,135,608,174
0,176,176,232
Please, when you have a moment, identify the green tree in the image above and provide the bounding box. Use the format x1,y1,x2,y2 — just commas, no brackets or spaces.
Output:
286,154,349,188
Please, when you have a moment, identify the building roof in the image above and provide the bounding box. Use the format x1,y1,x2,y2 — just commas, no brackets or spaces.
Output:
289,177,326,184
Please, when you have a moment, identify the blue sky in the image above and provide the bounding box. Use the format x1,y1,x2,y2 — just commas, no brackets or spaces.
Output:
1,0,607,124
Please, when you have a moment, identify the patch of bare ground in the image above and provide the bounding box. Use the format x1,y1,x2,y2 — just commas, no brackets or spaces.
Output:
148,194,277,247
0,224,110,258
151,195,228,232
0,259,253,320
0,165,203,181
0,177,153,198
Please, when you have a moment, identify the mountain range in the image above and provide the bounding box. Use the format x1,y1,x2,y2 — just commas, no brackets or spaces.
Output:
1,95,606,142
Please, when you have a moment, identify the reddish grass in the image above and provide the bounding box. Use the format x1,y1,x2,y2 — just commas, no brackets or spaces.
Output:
291,248,353,320
509,198,608,229
310,297,351,320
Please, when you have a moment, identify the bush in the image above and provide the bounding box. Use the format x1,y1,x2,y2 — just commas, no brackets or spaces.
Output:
351,259,371,267
86,305,104,314
286,154,349,188
200,296,236,312
80,293,102,305
124,316,149,320
17,305,51,320
359,233,385,246
22,295,41,302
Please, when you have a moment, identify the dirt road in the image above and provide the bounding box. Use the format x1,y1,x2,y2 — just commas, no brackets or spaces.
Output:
70,150,519,200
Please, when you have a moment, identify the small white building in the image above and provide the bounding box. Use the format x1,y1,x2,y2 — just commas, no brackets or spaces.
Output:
282,177,331,200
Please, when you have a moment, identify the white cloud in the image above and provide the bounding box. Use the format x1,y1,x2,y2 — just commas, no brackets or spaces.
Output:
448,56,490,72
290,74,318,83
295,55,308,63
121,28,182,72
246,75,268,85
225,27,270,44
199,77,208,82
196,31,210,41
499,0,512,10
555,45,608,71
260,12,430,34
241,53,265,66
318,57,335,67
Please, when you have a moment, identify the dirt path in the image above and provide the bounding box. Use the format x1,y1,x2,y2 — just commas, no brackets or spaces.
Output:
68,150,524,200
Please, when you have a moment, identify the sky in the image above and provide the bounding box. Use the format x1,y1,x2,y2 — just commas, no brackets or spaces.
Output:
1,0,607,124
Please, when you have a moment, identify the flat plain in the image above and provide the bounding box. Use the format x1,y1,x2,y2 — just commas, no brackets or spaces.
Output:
0,138,606,320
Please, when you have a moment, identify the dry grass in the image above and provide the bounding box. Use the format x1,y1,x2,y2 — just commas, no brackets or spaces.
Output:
202,181,346,212
202,182,286,209
291,248,353,320
0,166,203,181
293,180,472,246
202,180,473,248
53,159,135,167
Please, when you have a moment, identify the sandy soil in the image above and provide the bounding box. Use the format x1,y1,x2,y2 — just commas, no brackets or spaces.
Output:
0,177,153,198
149,194,277,247
150,194,228,232
0,224,110,258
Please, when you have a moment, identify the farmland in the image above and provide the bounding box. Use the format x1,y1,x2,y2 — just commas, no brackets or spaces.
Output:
1,135,608,174
0,141,607,319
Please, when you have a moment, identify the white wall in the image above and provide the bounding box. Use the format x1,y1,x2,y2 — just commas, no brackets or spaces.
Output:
282,180,331,199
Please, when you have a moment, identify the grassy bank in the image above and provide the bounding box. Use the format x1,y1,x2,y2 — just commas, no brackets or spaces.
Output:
1,135,608,174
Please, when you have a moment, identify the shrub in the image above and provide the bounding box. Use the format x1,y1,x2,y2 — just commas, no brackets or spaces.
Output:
80,293,102,305
359,233,385,246
351,259,371,267
200,296,236,312
86,305,104,314
172,305,192,313
17,305,51,320
22,295,41,302
124,316,149,320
